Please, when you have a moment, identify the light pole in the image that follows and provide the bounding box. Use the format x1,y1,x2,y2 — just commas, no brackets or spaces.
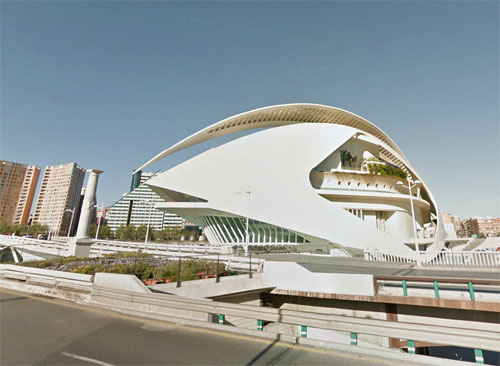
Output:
397,177,421,262
144,199,153,244
245,216,249,256
66,209,75,237
95,204,103,240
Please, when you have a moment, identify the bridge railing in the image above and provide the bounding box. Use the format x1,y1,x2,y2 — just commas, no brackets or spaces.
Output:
364,249,500,271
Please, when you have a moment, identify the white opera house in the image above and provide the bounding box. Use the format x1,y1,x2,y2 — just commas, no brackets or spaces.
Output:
137,104,445,259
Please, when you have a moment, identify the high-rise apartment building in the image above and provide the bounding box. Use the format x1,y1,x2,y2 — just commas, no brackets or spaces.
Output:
32,162,86,236
0,161,41,225
108,172,183,232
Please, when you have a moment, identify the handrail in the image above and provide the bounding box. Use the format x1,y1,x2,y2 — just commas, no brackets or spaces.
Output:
374,275,500,286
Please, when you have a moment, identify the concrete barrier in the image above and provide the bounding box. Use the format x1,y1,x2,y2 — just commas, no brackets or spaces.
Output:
0,264,92,303
94,273,150,294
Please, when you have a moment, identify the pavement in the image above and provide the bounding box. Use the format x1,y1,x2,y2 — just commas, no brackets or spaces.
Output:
1,289,424,366
257,254,500,280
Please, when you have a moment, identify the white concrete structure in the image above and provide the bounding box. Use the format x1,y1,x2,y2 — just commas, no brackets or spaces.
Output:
137,104,445,260
68,169,103,257
75,169,103,239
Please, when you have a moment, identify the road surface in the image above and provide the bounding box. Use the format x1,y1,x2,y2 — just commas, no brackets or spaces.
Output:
1,289,420,366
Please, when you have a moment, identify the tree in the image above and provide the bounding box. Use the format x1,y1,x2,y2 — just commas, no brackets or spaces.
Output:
29,223,49,237
0,220,11,235
88,223,97,239
161,227,183,241
116,225,137,241
99,226,112,239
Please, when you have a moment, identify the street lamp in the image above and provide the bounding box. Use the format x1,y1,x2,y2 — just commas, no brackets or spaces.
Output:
397,177,421,258
144,199,153,244
66,209,75,237
95,204,104,240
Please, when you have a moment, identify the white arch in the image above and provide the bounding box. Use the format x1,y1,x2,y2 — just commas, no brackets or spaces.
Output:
135,103,409,172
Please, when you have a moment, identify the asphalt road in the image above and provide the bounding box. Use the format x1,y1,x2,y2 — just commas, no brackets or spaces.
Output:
1,290,419,366
257,254,500,280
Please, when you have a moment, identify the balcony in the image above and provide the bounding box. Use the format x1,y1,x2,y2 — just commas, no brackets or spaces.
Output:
310,170,417,196
310,170,431,210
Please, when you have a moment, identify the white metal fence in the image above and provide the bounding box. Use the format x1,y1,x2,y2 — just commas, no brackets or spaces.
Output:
365,249,500,270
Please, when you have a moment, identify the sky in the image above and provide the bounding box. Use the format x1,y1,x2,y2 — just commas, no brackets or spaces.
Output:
1,1,499,218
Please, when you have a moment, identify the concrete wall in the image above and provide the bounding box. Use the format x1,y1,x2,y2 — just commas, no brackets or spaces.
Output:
263,261,374,296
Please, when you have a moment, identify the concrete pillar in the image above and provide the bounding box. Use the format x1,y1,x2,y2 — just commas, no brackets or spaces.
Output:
69,169,102,257
76,169,103,239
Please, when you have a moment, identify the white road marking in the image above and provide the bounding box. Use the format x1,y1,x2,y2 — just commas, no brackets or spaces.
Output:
61,352,115,366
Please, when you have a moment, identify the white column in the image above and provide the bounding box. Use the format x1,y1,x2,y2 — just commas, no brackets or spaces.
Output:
75,169,103,239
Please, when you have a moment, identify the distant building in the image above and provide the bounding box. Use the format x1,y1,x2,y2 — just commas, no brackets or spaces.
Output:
442,213,462,238
96,206,110,225
32,162,86,236
463,217,500,237
107,172,183,232
0,160,40,225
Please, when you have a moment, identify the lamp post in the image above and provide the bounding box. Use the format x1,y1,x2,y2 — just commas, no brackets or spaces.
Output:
144,199,153,244
397,177,421,263
66,209,75,237
95,204,103,240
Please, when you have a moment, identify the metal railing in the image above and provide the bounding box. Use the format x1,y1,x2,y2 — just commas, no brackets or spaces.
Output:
364,249,500,270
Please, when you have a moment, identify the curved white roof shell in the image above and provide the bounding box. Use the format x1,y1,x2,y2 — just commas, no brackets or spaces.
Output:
136,103,408,173
139,103,445,258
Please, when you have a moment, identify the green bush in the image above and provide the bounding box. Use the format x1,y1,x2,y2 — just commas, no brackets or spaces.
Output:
366,162,407,179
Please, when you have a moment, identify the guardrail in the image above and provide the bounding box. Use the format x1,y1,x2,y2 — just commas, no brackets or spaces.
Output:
0,264,93,299
365,249,500,270
90,285,500,353
1,264,499,363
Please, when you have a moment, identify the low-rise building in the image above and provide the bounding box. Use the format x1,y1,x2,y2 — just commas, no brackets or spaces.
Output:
442,213,462,238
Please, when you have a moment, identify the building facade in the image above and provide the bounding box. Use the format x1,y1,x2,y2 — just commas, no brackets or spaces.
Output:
137,104,446,260
462,217,500,237
107,172,183,232
442,213,462,238
0,161,40,225
32,162,86,236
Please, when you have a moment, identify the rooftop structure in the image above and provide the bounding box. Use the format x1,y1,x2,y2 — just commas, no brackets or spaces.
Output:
139,104,445,260
0,161,40,225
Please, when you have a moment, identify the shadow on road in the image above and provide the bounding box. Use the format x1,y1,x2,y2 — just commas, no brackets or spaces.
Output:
0,296,26,303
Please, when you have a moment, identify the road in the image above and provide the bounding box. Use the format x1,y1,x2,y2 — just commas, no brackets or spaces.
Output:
1,290,420,366
257,254,499,280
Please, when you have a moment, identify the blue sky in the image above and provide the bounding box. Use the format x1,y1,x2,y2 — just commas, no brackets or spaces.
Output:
1,1,498,218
